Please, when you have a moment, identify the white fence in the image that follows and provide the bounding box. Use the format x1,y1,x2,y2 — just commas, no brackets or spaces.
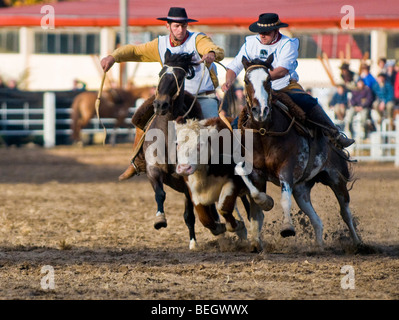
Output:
350,118,399,166
0,91,135,147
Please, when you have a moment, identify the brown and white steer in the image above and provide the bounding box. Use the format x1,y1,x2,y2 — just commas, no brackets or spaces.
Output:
175,118,274,251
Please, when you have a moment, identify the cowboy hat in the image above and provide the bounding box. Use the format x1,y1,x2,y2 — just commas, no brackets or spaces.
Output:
249,13,288,33
157,7,198,23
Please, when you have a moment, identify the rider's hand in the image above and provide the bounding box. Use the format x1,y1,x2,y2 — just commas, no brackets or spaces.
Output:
101,55,115,72
221,81,232,92
199,51,216,65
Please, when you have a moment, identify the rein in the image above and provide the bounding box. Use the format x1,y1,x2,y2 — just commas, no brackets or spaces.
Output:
156,64,187,101
95,71,108,145
243,114,296,136
181,61,206,119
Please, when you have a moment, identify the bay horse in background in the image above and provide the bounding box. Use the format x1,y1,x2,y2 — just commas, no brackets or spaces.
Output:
70,86,154,145
238,55,366,251
137,49,226,249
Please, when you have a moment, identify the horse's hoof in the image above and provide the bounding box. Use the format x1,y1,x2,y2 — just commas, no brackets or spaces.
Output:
235,221,247,240
118,164,137,181
210,222,226,236
227,220,247,239
259,195,274,211
189,239,198,250
250,240,263,253
280,223,296,238
154,213,167,230
355,242,378,254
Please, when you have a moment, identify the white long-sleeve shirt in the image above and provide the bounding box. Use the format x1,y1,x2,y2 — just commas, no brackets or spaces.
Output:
227,34,300,90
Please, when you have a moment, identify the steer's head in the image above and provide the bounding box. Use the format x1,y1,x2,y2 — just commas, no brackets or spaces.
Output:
175,119,210,176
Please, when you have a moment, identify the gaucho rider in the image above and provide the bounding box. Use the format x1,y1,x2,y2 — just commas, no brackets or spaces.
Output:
101,7,225,181
222,13,355,149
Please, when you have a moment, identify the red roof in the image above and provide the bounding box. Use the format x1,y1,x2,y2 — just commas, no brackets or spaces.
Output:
0,0,398,28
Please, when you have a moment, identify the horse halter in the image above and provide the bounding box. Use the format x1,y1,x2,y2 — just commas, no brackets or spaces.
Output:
243,64,296,137
156,64,187,101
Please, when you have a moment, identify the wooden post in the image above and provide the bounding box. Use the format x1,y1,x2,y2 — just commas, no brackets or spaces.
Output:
318,52,336,86
43,92,56,148
119,0,128,88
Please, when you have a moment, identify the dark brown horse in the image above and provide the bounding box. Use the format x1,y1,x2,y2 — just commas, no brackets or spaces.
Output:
70,86,154,144
238,55,364,251
139,49,225,249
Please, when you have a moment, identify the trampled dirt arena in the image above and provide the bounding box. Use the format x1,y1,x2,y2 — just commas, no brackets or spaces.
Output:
0,144,398,300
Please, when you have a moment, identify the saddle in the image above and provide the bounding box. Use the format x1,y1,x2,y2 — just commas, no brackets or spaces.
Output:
238,90,312,138
238,91,321,183
131,95,156,130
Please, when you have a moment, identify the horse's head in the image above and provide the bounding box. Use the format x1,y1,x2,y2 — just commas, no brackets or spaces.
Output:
153,49,197,115
242,55,274,123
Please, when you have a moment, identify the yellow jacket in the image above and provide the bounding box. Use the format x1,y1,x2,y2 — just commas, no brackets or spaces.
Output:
111,33,224,89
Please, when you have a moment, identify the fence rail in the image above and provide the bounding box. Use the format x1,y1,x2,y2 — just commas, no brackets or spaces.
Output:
350,123,399,166
0,91,135,147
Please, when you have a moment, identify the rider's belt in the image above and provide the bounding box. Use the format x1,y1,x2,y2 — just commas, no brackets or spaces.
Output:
198,90,216,96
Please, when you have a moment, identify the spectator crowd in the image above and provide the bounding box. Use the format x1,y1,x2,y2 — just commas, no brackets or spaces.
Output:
329,57,399,140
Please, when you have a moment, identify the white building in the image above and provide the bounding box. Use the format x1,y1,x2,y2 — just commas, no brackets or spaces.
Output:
0,0,398,99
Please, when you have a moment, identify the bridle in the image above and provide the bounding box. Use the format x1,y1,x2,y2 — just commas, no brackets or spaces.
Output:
155,64,187,101
243,64,296,137
244,64,273,110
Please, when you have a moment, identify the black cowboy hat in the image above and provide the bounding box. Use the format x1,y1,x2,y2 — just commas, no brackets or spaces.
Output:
249,13,288,33
157,7,198,23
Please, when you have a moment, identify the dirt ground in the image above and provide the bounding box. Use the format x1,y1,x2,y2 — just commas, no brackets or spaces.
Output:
0,143,398,300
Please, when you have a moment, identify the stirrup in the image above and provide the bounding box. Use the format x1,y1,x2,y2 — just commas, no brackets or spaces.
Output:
130,158,141,176
335,132,355,149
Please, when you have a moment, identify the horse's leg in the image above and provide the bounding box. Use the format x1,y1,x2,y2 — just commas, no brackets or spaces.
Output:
109,128,117,146
70,104,81,143
279,180,296,237
240,195,251,221
248,197,264,252
235,162,274,211
183,191,197,250
293,182,324,246
327,174,362,247
147,167,167,229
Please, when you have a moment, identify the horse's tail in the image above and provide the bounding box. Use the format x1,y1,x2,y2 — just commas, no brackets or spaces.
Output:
329,141,357,189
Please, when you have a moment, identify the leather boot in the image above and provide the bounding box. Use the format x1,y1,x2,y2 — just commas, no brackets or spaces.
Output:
308,105,355,148
118,127,145,181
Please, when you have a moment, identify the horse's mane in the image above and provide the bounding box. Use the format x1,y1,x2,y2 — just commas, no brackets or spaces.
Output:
165,52,195,65
246,57,274,71
247,58,269,68
164,51,198,79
